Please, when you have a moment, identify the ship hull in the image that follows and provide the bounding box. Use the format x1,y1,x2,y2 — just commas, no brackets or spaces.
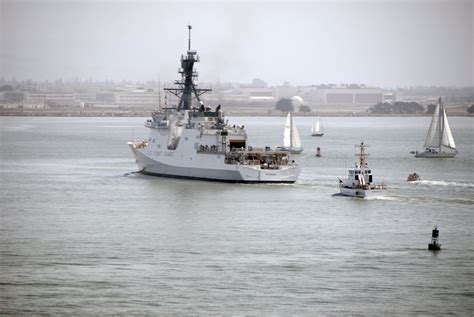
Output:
129,143,299,183
415,151,457,158
339,186,386,198
275,146,303,154
311,133,324,137
140,170,296,183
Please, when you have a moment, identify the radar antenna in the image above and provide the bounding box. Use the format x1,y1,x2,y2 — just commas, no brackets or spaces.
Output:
164,25,211,111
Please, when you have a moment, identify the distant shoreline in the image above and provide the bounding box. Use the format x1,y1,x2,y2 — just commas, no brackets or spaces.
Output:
0,109,472,118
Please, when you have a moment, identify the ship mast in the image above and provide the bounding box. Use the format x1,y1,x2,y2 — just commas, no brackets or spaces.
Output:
290,111,293,148
164,25,211,111
357,142,369,169
438,97,444,151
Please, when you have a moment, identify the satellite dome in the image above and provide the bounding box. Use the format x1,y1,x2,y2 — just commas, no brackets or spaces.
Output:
291,96,304,106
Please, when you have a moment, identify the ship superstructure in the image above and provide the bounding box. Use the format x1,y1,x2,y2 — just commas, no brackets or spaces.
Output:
339,142,387,198
128,26,300,183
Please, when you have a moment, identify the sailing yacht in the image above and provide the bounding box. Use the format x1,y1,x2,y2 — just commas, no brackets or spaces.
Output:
311,116,324,136
276,111,303,154
415,97,458,158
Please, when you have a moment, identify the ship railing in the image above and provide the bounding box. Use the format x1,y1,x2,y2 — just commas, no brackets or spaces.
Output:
181,54,199,62
197,145,225,154
260,164,281,170
365,183,388,190
156,122,169,128
373,183,388,190
190,111,218,118
133,140,148,149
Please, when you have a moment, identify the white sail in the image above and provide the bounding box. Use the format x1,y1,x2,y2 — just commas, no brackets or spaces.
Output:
415,98,457,158
283,112,292,147
423,103,441,148
441,107,456,149
423,100,456,150
283,112,302,148
314,116,323,134
291,116,302,148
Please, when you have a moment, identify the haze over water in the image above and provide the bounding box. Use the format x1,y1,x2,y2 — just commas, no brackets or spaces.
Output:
2,0,472,87
1,116,473,314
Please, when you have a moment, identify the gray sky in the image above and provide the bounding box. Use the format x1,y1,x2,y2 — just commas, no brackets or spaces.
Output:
1,0,473,87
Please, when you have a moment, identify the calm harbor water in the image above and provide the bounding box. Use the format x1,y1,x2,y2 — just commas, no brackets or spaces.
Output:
1,116,473,314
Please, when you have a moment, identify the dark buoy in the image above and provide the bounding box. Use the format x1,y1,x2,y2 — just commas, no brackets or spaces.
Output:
428,226,441,251
315,146,321,157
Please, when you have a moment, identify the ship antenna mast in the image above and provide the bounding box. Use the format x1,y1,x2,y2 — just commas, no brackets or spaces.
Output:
356,142,369,169
163,25,211,111
188,24,192,50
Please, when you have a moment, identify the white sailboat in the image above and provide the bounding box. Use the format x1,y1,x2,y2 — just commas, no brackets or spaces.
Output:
311,116,324,136
276,111,303,154
415,97,458,158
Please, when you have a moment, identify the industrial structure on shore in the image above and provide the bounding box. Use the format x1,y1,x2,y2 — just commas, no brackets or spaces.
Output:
1,77,394,113
1,79,470,115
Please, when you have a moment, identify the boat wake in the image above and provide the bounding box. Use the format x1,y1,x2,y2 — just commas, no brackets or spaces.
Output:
123,171,141,177
364,196,398,201
296,179,339,192
418,180,474,188
329,193,398,201
389,194,473,205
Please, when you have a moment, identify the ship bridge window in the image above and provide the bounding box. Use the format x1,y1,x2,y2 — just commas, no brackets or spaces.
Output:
230,140,246,150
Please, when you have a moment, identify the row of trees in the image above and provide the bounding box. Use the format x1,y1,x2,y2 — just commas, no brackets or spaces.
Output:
369,101,425,114
274,98,310,113
275,99,474,114
370,101,474,114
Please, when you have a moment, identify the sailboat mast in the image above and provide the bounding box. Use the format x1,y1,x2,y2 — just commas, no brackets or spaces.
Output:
438,97,444,151
290,111,293,148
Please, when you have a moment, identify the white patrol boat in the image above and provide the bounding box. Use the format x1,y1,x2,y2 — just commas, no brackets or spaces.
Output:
339,142,387,198
128,26,300,183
